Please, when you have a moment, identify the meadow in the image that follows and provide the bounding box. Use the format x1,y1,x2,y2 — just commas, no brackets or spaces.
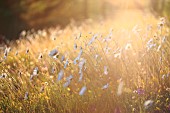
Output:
0,16,170,113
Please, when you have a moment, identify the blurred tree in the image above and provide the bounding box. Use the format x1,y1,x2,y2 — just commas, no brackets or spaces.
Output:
150,0,170,25
0,0,114,40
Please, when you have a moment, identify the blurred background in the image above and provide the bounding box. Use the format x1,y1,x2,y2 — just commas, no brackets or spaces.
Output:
0,0,169,40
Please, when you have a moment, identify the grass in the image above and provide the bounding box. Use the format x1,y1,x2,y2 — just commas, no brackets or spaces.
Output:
0,17,170,113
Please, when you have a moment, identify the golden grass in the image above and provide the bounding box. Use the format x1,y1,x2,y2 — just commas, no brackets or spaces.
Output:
0,14,170,113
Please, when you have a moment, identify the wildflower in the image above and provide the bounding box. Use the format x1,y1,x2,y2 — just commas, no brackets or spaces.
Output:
104,46,111,54
95,54,99,59
63,75,73,87
74,57,79,65
137,87,144,95
162,74,166,79
40,85,45,93
57,70,64,81
158,17,165,29
24,92,29,100
117,80,124,96
79,58,86,73
63,80,71,87
4,48,8,57
26,48,29,54
33,67,39,76
51,66,56,74
0,73,7,78
49,49,58,57
88,34,98,45
74,43,77,50
64,58,69,68
21,30,26,36
104,66,108,75
162,36,166,43
103,37,111,42
114,53,121,58
66,75,73,81
144,100,154,109
30,74,34,81
79,72,83,82
157,45,161,52
74,48,83,64
79,86,87,95
146,38,156,50
78,47,83,57
61,55,65,62
18,71,22,76
53,54,59,60
38,53,43,59
125,43,132,50
102,83,109,90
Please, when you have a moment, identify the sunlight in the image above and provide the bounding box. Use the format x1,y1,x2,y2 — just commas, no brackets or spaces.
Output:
0,0,170,112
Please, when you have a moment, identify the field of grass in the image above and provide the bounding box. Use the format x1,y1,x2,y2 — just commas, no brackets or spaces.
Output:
0,15,170,113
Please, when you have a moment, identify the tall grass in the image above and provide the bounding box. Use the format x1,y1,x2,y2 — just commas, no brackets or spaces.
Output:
0,17,170,113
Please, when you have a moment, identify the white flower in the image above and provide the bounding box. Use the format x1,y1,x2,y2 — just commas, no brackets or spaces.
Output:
144,100,154,109
157,45,161,52
79,86,87,95
74,57,79,65
146,38,156,50
21,30,26,36
0,73,7,78
162,36,166,43
102,83,109,90
33,67,39,76
4,48,8,57
40,86,45,93
125,43,132,50
38,53,43,59
104,66,108,75
95,54,99,59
